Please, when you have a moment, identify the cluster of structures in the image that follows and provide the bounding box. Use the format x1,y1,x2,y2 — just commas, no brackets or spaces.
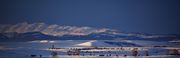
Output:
49,45,180,57
27,45,180,58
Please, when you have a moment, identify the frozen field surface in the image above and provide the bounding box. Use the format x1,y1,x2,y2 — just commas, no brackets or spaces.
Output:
0,40,179,58
1,55,179,58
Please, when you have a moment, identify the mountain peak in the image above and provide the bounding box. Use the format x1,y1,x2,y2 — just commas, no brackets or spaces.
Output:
0,22,118,36
1,22,177,39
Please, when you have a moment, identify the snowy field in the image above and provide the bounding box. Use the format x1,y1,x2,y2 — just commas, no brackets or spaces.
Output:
0,40,179,58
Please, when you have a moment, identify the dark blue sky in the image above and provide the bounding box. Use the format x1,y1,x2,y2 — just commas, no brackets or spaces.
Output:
0,0,180,34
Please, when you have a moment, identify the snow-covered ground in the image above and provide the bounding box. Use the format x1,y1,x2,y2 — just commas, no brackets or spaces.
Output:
0,40,179,58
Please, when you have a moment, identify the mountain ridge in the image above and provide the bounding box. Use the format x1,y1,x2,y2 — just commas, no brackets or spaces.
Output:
0,22,119,36
0,22,179,41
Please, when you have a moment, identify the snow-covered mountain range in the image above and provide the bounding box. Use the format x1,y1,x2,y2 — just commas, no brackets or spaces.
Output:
0,22,179,41
0,22,118,36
